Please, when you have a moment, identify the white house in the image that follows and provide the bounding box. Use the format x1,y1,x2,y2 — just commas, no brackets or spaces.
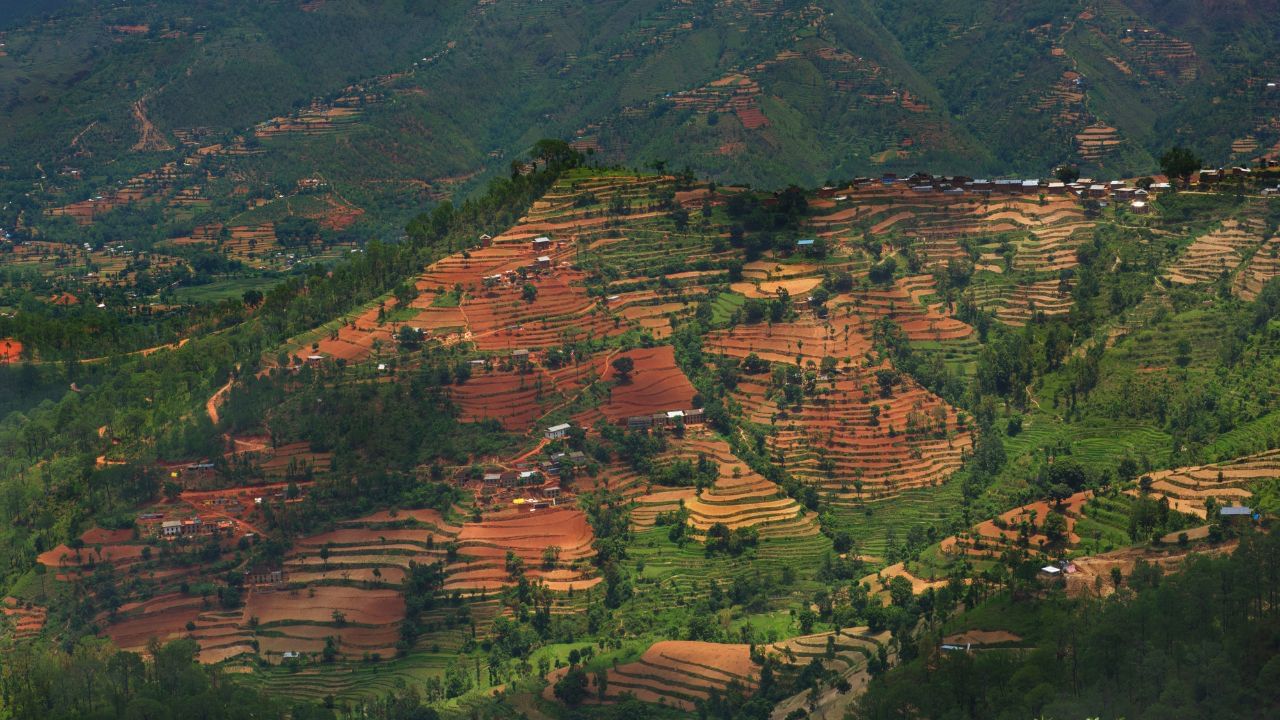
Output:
545,423,572,440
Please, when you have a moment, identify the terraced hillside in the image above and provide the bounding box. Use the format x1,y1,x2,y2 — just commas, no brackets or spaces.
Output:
1139,450,1280,518
630,432,820,540
542,627,888,714
1164,218,1266,286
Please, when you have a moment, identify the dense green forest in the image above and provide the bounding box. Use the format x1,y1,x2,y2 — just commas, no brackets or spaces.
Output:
855,530,1280,720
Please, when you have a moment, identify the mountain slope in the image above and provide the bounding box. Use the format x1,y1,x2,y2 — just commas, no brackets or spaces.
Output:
2,0,1280,233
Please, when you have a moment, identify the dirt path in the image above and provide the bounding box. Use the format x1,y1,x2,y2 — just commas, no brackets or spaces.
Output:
528,347,619,428
69,120,99,149
32,337,190,366
207,377,233,425
508,438,550,465
130,93,173,152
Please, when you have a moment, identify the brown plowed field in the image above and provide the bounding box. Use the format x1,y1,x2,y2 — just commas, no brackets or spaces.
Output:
593,346,697,422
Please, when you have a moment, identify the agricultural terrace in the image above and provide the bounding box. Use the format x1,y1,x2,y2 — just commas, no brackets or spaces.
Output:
940,491,1094,562
44,163,185,225
1136,449,1280,517
296,172,700,364
732,361,971,505
702,277,974,504
807,183,1094,273
630,431,820,539
2,597,46,640
573,345,697,427
450,507,598,594
449,361,596,432
543,627,889,714
1164,217,1267,286
1234,233,1280,300
708,275,971,367
0,238,187,287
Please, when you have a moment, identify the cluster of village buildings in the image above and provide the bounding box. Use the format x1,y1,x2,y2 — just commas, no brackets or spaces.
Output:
823,162,1280,214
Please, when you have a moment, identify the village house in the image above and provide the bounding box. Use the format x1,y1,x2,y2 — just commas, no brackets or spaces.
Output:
1219,506,1256,521
531,236,552,253
625,407,705,429
545,423,572,440
161,518,203,539
244,565,286,587
1130,201,1150,215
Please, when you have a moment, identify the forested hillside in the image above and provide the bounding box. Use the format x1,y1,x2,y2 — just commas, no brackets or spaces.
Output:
2,0,1280,230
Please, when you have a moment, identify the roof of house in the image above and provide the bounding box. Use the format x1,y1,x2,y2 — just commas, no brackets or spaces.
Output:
1220,506,1254,516
1040,565,1062,574
795,238,816,246
547,423,572,433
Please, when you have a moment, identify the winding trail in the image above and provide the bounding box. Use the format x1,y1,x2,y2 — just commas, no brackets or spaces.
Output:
207,377,233,425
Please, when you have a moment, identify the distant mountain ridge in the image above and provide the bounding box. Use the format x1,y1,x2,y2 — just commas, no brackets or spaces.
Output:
1,0,1278,222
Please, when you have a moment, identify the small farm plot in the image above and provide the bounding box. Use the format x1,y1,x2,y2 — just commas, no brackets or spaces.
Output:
1164,218,1264,286
630,431,820,539
449,507,598,594
1137,449,1280,517
586,346,698,423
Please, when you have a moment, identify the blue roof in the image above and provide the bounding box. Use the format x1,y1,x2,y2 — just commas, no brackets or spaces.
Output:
1220,506,1254,516
796,238,816,246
